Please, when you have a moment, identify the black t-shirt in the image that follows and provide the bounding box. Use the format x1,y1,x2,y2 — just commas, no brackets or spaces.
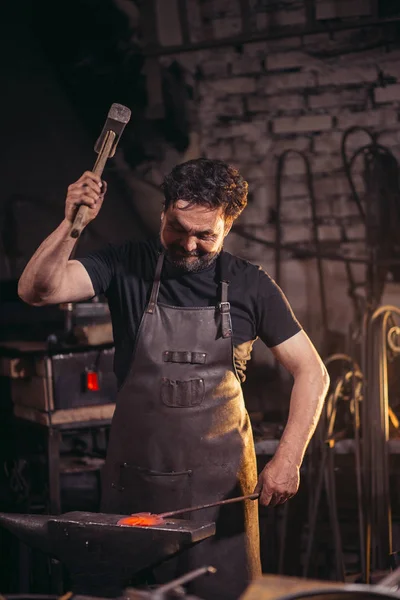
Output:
78,237,301,387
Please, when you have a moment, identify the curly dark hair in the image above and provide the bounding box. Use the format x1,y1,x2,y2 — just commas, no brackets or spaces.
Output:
162,158,248,222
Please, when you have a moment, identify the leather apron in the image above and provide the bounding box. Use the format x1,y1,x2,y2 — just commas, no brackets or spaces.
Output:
101,252,261,600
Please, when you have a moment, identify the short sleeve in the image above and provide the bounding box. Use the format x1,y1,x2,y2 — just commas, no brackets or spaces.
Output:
256,268,302,347
77,244,119,296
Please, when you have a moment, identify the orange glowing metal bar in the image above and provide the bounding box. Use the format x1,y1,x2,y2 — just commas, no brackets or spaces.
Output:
117,512,165,527
117,493,260,528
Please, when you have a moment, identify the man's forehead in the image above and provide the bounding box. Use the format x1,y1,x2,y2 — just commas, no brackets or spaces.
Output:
167,201,225,228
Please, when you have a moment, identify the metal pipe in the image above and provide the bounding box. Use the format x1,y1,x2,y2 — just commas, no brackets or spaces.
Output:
151,566,217,599
159,492,259,519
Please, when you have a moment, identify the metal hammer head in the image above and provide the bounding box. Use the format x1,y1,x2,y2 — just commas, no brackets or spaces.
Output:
95,103,131,157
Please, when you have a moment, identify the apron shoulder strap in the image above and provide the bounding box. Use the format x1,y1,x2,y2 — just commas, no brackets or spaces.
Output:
146,252,164,314
219,252,233,339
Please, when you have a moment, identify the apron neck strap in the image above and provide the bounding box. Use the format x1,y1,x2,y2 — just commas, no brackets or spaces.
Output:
219,252,232,339
146,252,165,314
146,250,232,338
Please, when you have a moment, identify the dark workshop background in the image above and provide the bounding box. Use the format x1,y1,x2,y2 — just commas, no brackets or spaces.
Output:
2,0,400,593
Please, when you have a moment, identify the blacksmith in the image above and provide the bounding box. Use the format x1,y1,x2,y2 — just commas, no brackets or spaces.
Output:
18,158,329,599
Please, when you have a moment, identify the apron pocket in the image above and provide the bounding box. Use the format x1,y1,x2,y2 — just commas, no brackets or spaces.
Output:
161,378,205,408
117,463,193,514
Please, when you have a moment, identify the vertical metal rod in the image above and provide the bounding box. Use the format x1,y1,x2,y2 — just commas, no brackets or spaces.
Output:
324,446,345,581
352,363,367,581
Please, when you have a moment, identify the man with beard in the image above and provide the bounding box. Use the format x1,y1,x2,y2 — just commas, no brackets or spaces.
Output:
18,158,329,600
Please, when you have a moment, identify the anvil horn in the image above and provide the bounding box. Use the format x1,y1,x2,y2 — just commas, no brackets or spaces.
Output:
0,513,51,555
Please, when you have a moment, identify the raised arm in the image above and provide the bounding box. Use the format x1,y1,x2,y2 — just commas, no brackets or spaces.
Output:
255,330,329,506
18,171,106,306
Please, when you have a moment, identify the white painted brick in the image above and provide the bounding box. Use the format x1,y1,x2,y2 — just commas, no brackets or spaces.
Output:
337,109,398,130
233,140,253,161
231,54,263,76
214,97,244,116
212,16,242,40
274,152,342,178
282,224,312,243
253,137,274,157
258,71,316,94
318,225,343,241
272,115,333,134
309,89,366,109
238,37,302,59
374,85,400,104
212,119,268,141
378,130,400,148
256,8,306,30
312,154,343,173
206,141,234,161
277,177,313,200
200,0,241,19
280,198,313,221
318,66,378,87
205,77,256,95
156,0,182,47
186,0,203,43
236,197,271,227
201,58,230,77
165,51,205,74
312,130,372,154
266,51,322,72
331,201,361,219
241,163,267,181
279,155,310,177
344,224,366,239
247,93,305,113
266,37,303,52
269,137,312,155
316,0,372,20
313,174,364,199
302,32,332,47
378,55,400,80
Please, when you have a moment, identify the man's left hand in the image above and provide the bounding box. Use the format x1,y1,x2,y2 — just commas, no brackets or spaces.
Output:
254,456,300,506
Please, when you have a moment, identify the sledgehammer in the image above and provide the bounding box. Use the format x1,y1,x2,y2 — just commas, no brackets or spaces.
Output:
70,102,131,239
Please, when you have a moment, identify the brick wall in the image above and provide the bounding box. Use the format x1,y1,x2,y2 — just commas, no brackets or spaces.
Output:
159,0,400,351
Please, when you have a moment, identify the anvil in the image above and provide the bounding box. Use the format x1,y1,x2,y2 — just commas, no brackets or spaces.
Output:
0,511,215,596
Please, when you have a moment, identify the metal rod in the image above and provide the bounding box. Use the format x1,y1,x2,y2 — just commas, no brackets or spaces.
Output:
352,361,367,582
235,227,400,265
159,492,259,519
151,565,217,599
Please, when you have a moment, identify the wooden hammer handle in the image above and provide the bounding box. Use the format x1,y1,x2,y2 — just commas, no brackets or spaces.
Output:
70,130,116,239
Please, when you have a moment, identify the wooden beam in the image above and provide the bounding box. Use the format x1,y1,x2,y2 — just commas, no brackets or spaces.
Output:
144,15,400,56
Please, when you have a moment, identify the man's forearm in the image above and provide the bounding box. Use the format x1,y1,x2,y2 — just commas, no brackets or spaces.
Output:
18,219,76,305
275,367,329,466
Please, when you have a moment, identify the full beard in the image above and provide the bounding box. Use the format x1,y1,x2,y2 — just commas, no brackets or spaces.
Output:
163,244,222,272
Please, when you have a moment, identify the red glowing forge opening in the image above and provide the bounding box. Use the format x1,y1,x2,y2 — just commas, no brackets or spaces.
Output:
117,512,165,527
86,370,100,392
